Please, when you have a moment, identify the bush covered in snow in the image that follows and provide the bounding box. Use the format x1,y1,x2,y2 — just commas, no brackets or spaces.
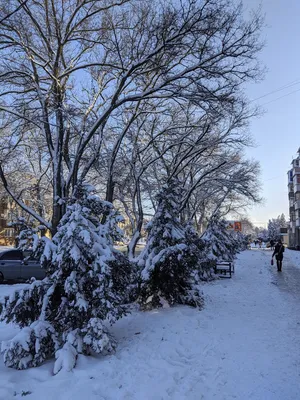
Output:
137,180,211,310
1,184,130,373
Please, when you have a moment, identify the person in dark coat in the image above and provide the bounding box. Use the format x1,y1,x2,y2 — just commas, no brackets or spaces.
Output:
270,239,275,251
272,240,285,271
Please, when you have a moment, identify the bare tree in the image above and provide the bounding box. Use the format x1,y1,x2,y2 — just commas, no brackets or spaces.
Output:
96,100,261,256
0,0,263,234
0,1,29,24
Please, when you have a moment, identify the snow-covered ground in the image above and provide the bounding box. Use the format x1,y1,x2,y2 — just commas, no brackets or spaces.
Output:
286,248,300,270
0,249,300,400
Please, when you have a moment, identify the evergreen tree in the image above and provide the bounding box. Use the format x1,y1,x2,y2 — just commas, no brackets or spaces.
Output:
267,220,279,242
279,213,287,228
1,184,129,373
202,215,238,262
184,223,216,280
267,214,287,242
137,180,207,310
255,227,269,242
229,230,248,252
268,217,281,242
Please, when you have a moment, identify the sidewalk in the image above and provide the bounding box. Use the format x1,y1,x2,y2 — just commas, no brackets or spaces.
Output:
269,249,300,300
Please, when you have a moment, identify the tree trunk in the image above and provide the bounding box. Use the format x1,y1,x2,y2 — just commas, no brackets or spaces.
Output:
128,229,141,260
51,165,65,235
105,175,115,203
128,178,144,259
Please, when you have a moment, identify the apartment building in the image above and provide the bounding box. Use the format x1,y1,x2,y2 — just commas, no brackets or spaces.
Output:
288,150,300,248
0,197,16,245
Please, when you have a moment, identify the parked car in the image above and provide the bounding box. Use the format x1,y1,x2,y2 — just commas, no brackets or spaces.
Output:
0,249,45,283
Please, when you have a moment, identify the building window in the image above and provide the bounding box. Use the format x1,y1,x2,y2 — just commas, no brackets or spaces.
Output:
291,212,295,221
4,228,14,238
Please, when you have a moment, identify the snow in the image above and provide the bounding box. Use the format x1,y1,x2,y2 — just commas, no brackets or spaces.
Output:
0,245,13,252
0,249,300,399
54,342,77,375
250,242,267,249
142,243,188,280
285,248,300,269
79,229,91,245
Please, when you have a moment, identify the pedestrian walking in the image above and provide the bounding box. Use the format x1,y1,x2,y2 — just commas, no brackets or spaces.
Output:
270,239,275,251
272,240,285,272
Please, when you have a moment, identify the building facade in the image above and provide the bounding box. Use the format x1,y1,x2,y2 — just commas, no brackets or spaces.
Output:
0,197,16,245
288,151,300,248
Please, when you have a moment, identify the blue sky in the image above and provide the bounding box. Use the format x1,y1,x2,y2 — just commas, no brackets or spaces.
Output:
243,0,300,227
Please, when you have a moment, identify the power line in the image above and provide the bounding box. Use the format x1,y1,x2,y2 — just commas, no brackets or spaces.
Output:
250,79,300,103
264,174,288,182
261,87,300,107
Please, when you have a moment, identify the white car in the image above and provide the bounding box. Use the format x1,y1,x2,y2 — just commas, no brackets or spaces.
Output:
0,249,45,283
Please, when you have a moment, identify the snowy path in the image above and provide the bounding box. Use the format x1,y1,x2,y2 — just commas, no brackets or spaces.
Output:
272,249,300,300
0,250,300,399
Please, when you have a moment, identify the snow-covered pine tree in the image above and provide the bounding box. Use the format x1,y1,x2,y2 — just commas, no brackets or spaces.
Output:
229,230,248,252
202,215,238,262
256,227,269,242
1,184,130,373
137,179,204,310
184,223,216,281
268,214,287,242
267,219,280,242
279,213,287,228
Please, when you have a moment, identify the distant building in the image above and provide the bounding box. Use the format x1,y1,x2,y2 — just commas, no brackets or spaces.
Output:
0,197,16,245
287,149,300,248
280,227,289,246
0,195,37,246
226,221,242,232
0,177,53,246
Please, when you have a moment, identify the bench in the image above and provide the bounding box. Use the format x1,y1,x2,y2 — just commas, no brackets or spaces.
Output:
214,261,234,278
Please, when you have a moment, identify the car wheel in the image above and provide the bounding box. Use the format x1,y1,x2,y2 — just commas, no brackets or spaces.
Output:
0,272,4,284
